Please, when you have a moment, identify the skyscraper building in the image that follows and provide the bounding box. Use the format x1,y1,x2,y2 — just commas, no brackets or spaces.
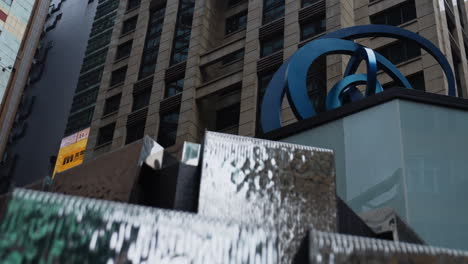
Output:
0,0,50,192
55,0,467,165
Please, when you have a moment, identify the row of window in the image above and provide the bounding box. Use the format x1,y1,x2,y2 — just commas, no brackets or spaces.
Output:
65,0,119,135
139,6,166,79
170,0,195,65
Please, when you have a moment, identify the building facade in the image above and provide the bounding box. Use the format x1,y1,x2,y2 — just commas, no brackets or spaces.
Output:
0,0,50,192
60,0,468,161
0,0,37,103
0,0,98,191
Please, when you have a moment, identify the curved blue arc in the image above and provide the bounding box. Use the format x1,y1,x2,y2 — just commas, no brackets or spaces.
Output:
345,49,413,91
326,74,383,110
319,25,457,96
287,39,363,120
260,61,290,133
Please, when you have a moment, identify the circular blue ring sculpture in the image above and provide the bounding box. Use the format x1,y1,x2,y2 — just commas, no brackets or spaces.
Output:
261,25,457,133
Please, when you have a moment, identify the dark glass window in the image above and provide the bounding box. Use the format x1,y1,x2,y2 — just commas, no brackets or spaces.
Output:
127,0,140,11
122,16,138,35
261,34,283,57
301,15,326,40
376,40,421,65
85,30,112,55
139,6,166,80
95,0,119,20
228,0,246,7
383,71,425,91
225,11,248,35
126,120,146,144
65,108,94,136
263,0,284,24
81,48,109,73
302,0,320,7
370,1,416,26
166,78,184,98
97,123,116,146
171,0,195,65
158,108,180,147
216,103,240,131
222,49,245,65
115,40,133,60
70,88,99,113
110,66,127,87
258,71,275,105
103,93,121,116
132,88,151,111
77,67,103,92
306,56,327,112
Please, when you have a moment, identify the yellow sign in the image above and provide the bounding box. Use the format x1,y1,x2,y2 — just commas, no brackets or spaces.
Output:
53,128,90,177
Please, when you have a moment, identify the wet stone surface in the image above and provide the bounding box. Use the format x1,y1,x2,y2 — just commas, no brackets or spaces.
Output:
0,189,279,263
198,132,337,263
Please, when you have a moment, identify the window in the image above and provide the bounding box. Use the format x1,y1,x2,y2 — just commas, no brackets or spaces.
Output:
115,40,133,60
166,78,184,98
225,11,247,35
370,1,416,26
126,120,146,144
302,0,320,7
228,0,246,7
306,56,327,112
70,88,99,113
158,108,180,147
222,49,245,65
103,93,121,116
65,108,94,135
97,123,116,146
138,6,166,79
258,72,275,105
77,67,104,92
170,0,195,65
127,0,140,11
216,103,240,131
261,34,283,57
110,66,127,87
376,40,421,65
122,16,138,35
263,0,284,24
383,71,425,91
301,15,326,40
132,88,151,111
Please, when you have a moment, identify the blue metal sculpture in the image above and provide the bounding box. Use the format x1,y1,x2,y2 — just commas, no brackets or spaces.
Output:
261,25,457,133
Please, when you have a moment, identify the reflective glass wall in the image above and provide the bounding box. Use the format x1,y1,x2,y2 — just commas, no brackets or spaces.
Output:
282,99,468,250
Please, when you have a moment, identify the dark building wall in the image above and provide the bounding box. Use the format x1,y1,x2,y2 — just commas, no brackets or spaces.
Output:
4,0,97,188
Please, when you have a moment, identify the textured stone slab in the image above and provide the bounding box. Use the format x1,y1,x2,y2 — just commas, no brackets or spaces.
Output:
0,189,278,263
306,230,468,263
198,131,337,263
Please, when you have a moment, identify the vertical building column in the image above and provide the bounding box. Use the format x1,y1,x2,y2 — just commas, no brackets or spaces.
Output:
416,0,451,95
175,0,209,144
238,0,262,137
280,0,301,127
146,0,180,139
326,0,355,90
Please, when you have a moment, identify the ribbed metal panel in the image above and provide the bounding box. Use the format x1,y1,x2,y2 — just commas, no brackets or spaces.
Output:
126,108,148,126
133,76,154,95
299,0,325,22
259,18,284,39
160,93,182,113
165,62,186,82
257,51,283,73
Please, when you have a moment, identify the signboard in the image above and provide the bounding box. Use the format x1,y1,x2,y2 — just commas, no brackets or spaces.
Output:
53,128,90,177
